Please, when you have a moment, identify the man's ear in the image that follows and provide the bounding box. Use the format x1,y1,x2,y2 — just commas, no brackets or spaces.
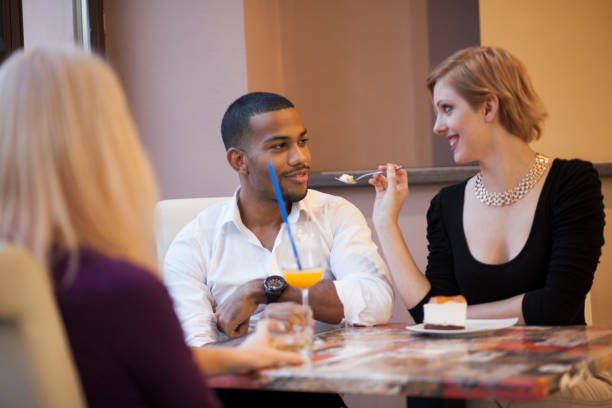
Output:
484,94,499,123
227,147,248,174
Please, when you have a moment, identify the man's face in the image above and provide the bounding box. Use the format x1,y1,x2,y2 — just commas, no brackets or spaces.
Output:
243,108,311,203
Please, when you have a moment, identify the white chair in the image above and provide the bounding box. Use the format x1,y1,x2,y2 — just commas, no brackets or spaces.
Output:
0,244,85,408
155,197,231,271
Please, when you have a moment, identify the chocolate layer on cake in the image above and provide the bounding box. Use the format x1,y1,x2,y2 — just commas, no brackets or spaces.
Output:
424,323,465,330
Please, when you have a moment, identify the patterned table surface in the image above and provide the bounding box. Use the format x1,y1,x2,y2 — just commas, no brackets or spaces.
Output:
208,324,612,400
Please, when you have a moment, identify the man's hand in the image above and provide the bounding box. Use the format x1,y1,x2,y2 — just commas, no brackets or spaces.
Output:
215,279,265,338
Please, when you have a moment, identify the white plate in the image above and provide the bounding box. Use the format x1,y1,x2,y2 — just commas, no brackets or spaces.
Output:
406,318,518,335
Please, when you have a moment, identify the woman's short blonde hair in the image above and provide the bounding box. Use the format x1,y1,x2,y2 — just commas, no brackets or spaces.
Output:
0,48,159,272
427,46,547,142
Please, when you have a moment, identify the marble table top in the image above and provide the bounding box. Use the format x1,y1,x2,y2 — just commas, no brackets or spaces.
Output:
208,323,612,400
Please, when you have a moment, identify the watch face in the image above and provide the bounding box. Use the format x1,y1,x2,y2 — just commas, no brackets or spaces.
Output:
266,275,285,291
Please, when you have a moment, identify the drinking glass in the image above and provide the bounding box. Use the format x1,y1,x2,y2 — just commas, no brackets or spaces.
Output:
278,220,324,309
275,220,324,357
263,303,313,356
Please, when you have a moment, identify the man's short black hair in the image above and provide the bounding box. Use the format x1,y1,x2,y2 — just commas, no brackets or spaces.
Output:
221,92,295,151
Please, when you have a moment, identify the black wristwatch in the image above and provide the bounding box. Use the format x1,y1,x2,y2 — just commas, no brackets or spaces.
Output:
263,275,287,303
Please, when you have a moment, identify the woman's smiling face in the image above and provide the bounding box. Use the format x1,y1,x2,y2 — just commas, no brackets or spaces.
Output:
432,77,489,164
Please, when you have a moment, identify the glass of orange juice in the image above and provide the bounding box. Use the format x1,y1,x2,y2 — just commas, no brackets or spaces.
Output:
276,220,324,356
279,220,324,309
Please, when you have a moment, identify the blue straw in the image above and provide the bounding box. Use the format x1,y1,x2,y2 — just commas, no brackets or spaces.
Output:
267,162,303,270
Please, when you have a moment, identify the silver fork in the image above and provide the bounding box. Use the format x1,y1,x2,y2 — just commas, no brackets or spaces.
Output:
335,165,404,184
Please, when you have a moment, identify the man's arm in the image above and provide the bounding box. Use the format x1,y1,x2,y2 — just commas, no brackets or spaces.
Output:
215,278,343,337
292,280,344,324
326,197,394,326
214,280,263,338
279,281,344,323
163,232,219,346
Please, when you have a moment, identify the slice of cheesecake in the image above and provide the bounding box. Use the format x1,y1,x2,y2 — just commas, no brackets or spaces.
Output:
423,295,467,330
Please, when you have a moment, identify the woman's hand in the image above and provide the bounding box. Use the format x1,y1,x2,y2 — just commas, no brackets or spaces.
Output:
369,163,409,228
237,318,307,370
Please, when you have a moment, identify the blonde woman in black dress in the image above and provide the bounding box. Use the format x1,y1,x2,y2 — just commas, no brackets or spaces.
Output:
370,46,610,407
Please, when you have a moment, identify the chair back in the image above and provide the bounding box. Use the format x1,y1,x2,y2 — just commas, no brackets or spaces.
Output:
155,197,231,271
0,244,85,408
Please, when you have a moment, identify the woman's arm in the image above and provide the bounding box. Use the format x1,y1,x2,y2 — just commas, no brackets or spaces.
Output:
467,294,525,323
192,319,306,376
369,164,431,309
521,160,604,325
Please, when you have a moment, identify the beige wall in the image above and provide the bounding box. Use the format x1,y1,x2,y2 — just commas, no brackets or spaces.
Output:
104,0,246,199
22,0,74,48
102,1,611,327
479,0,612,162
21,0,610,327
480,0,612,325
244,0,432,172
20,1,610,406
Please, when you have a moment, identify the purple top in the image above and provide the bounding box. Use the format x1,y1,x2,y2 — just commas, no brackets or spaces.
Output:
52,248,221,408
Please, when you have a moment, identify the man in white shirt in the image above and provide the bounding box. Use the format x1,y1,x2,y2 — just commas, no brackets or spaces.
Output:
163,92,393,346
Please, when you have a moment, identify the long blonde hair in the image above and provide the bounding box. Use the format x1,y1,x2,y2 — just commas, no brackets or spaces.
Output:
0,48,159,272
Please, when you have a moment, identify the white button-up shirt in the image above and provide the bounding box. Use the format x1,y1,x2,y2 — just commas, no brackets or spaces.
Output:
163,189,393,346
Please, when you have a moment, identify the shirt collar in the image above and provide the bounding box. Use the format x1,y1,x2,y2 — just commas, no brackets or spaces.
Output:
222,187,314,231
287,191,314,224
222,187,243,230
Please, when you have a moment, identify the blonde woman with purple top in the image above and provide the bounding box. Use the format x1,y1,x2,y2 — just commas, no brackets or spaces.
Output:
0,48,304,407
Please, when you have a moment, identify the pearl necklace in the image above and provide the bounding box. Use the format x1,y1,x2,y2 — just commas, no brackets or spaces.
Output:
473,154,549,206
